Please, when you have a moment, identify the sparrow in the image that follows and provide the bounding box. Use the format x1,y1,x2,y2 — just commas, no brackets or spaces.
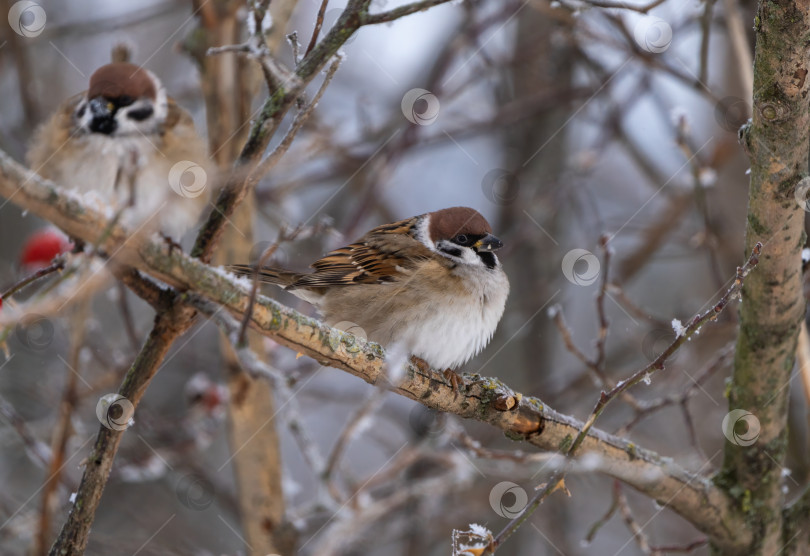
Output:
229,207,509,378
27,62,211,240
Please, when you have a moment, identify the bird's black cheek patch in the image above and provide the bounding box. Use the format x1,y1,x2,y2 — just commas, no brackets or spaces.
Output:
439,246,463,258
127,106,154,121
477,252,496,269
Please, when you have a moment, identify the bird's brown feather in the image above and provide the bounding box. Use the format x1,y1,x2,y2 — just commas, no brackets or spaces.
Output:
228,216,434,290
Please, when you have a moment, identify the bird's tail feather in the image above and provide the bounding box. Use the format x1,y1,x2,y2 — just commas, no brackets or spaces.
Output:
226,264,300,287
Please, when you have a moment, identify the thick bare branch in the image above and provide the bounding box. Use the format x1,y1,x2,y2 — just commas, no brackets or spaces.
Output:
719,0,810,552
0,154,748,551
46,303,195,555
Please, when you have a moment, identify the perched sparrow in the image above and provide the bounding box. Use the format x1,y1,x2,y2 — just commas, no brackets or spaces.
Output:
27,62,211,240
230,207,509,374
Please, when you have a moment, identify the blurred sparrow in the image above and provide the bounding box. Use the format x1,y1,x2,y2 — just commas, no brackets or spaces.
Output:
230,207,509,378
27,62,210,240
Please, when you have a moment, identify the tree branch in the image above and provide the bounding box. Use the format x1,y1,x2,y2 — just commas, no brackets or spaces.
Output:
0,153,749,551
0,2,468,552
718,0,810,552
190,0,456,264
46,302,195,554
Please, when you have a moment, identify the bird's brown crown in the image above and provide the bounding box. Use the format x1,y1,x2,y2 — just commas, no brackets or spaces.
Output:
88,62,157,101
428,206,493,242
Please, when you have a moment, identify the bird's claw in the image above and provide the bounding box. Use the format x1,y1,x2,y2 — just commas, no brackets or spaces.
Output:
410,357,463,398
443,368,463,399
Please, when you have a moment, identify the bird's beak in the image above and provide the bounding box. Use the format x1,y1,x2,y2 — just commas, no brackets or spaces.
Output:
88,97,117,135
473,234,504,251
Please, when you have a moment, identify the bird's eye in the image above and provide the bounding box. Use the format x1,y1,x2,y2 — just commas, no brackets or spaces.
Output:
127,106,154,121
455,234,468,244
117,95,135,107
76,105,86,118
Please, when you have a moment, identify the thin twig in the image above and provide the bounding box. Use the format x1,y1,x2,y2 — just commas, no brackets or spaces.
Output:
0,395,51,468
250,54,342,183
605,284,670,329
207,39,301,93
550,309,593,369
594,235,612,376
585,481,621,543
238,225,302,345
287,31,301,64
617,486,652,555
580,243,760,450
550,239,642,411
305,0,331,56
485,243,762,554
618,342,734,433
324,389,387,502
363,0,466,24
649,539,708,553
35,299,88,556
193,296,330,481
674,112,724,289
697,0,717,85
1,259,66,301
0,140,750,552
568,0,669,13
116,282,140,353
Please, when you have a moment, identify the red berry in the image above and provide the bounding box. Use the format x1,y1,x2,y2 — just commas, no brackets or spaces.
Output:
20,228,72,269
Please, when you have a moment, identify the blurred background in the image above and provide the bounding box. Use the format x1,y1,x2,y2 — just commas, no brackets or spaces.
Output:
1,0,806,554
